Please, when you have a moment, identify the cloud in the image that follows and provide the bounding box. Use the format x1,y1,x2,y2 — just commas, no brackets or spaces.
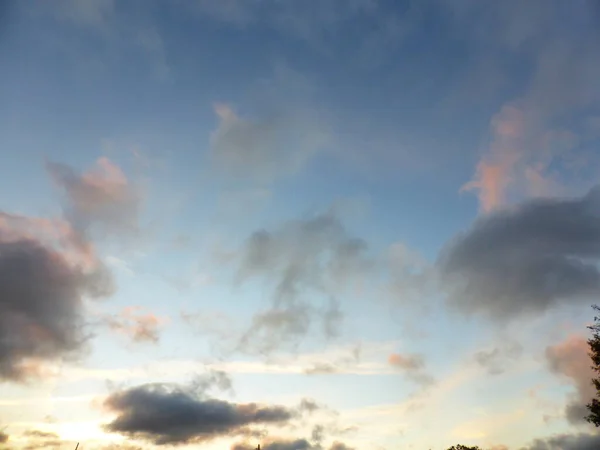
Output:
459,1,600,211
303,363,339,376
232,438,354,450
388,353,434,386
545,335,596,425
46,157,141,239
233,439,312,450
0,213,113,382
210,100,329,184
228,211,373,355
439,186,600,322
103,382,296,445
0,429,7,443
209,65,330,184
189,368,234,397
521,432,600,450
0,158,139,382
22,430,62,450
472,342,523,375
329,443,355,450
103,306,167,344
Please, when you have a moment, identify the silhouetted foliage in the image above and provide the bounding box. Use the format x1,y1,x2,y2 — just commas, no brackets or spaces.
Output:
586,304,600,426
446,446,481,450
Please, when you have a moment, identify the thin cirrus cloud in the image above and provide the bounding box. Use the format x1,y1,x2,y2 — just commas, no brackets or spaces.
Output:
438,186,600,322
210,101,329,185
545,335,597,426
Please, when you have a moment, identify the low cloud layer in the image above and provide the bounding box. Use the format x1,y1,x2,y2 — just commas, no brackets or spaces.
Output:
545,335,596,425
233,438,354,450
103,383,296,445
521,432,600,450
439,187,600,322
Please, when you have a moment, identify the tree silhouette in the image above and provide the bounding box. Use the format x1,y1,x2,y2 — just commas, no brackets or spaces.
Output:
446,446,481,450
586,305,600,426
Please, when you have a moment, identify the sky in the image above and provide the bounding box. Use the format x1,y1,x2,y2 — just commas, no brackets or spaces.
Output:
1,1,600,449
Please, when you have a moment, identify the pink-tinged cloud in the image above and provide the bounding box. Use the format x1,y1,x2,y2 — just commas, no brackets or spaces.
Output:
388,353,433,386
105,306,168,344
545,335,596,424
0,213,114,382
46,157,140,237
461,104,526,212
388,352,424,371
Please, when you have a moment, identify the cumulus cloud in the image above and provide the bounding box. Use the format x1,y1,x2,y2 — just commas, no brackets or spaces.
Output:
103,306,166,344
229,211,373,355
388,353,433,386
545,335,596,425
0,214,113,382
103,383,295,445
439,187,600,322
0,157,139,382
521,432,600,450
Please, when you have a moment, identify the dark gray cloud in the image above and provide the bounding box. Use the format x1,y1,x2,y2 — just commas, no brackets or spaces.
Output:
103,383,295,445
233,439,354,450
0,221,113,382
473,342,523,375
545,335,596,425
231,212,373,355
439,186,600,321
233,439,312,450
520,433,600,450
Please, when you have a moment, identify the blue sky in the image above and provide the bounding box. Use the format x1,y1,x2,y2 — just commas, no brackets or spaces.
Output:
1,1,600,450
